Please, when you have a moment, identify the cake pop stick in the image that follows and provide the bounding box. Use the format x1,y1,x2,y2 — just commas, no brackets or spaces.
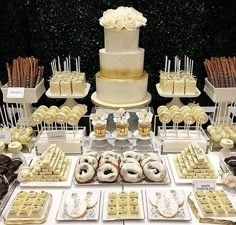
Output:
58,56,61,72
78,56,81,73
231,102,235,126
0,107,6,127
223,101,228,125
75,58,78,72
167,60,171,77
228,100,234,125
165,56,168,73
69,55,71,72
16,104,21,125
2,105,9,128
7,104,13,127
11,105,17,127
212,102,218,125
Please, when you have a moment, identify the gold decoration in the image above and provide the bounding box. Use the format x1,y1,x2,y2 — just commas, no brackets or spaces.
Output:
116,123,129,137
93,124,107,137
138,122,151,136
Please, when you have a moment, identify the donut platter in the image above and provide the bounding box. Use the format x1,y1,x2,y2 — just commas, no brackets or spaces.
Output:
56,190,101,221
167,153,222,184
102,190,144,220
73,151,171,185
146,190,192,221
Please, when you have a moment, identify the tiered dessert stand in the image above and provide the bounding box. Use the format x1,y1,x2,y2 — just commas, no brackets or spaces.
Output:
46,83,90,108
156,83,201,107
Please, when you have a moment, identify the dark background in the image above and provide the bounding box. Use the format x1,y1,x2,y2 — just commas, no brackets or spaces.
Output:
0,0,236,110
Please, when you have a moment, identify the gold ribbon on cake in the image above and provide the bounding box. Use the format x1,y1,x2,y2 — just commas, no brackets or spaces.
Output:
100,68,143,79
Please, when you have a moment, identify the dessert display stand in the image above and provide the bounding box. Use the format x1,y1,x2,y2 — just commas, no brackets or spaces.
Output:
156,126,209,154
204,78,236,122
45,83,90,107
204,78,236,151
36,125,86,154
91,92,152,109
156,83,201,107
1,79,46,126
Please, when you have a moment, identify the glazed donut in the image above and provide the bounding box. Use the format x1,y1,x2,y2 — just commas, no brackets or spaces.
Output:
121,157,140,166
85,151,100,160
74,163,95,183
79,155,98,169
100,157,119,167
122,151,141,161
8,141,22,153
97,163,119,183
141,153,161,167
120,163,143,183
101,151,120,160
143,161,166,182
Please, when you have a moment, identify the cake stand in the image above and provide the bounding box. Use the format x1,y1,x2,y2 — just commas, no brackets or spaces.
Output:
1,79,45,126
91,92,152,109
156,83,201,107
45,83,90,107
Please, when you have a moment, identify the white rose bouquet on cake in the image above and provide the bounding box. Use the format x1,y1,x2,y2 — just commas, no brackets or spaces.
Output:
99,6,147,30
90,109,108,137
136,109,153,136
113,108,130,137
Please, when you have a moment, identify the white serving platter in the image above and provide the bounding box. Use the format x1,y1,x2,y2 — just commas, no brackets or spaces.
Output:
146,190,192,221
102,190,144,221
167,154,222,184
20,156,76,187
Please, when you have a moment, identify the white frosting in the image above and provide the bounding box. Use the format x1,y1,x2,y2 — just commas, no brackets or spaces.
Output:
96,72,148,104
74,162,95,183
97,163,119,182
113,108,130,124
120,162,143,182
157,197,179,218
99,7,147,31
79,155,98,169
104,28,139,52
143,161,166,182
99,48,144,78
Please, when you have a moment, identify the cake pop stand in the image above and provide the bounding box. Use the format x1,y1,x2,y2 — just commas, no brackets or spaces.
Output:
45,83,90,107
91,92,152,109
1,79,45,126
156,83,201,107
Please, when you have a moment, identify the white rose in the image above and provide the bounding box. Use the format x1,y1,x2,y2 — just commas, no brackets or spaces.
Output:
114,14,125,30
103,9,115,17
99,15,115,29
125,14,138,31
136,14,147,27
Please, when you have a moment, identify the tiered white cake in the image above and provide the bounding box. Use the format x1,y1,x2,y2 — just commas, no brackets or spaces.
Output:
93,7,151,106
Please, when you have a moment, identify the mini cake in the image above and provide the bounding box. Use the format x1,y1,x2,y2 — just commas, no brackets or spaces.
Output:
136,109,153,136
90,109,108,137
113,108,130,137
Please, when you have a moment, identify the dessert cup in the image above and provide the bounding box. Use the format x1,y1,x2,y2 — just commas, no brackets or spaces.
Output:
93,124,107,137
138,122,151,136
116,122,129,137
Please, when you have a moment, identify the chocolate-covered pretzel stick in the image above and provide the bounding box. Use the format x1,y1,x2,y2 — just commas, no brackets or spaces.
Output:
6,63,12,87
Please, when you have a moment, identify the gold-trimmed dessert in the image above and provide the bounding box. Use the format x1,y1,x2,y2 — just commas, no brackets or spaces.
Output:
113,108,130,137
90,109,108,137
136,109,153,136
